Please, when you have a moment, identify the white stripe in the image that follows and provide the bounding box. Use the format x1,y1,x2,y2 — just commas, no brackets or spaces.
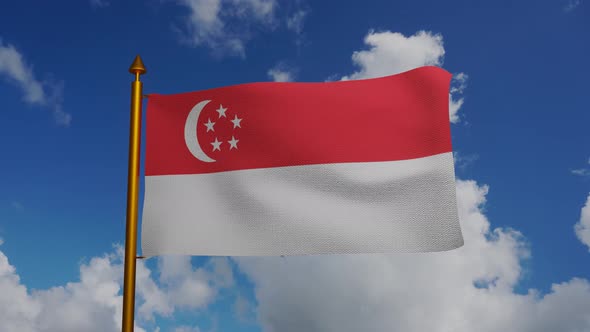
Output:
141,152,463,256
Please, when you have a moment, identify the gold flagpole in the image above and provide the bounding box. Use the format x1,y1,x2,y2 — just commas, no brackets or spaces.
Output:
122,55,146,332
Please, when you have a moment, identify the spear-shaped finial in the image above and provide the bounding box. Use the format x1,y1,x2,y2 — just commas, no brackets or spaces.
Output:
128,55,146,76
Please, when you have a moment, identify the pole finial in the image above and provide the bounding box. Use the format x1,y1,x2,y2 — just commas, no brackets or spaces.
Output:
129,55,146,75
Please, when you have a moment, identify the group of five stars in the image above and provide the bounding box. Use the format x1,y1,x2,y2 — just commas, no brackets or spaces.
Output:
204,104,242,152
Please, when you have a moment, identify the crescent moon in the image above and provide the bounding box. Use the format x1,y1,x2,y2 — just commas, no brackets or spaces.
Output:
184,99,216,163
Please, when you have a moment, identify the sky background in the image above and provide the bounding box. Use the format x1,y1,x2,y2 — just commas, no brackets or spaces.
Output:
1,0,589,331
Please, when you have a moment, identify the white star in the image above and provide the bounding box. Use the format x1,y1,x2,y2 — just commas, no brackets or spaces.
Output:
211,137,222,151
204,118,215,132
230,114,242,128
216,104,227,118
228,136,239,150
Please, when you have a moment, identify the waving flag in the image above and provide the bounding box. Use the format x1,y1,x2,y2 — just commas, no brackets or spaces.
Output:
141,66,463,256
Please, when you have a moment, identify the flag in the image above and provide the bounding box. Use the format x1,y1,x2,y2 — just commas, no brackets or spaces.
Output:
141,66,463,256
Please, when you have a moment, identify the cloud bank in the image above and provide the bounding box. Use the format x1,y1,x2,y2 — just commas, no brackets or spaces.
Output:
0,244,234,331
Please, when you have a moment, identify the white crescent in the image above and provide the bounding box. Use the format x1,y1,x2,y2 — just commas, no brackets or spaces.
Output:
184,100,216,163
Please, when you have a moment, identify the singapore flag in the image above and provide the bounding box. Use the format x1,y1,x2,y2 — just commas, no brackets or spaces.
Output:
141,66,463,256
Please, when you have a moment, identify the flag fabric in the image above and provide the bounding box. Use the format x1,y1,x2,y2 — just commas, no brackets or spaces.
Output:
141,66,463,257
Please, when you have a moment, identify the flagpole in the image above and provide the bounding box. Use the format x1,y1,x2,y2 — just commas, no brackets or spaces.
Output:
122,55,146,332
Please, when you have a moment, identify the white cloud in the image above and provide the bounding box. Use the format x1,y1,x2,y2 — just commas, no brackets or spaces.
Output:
454,151,479,170
0,42,44,104
0,39,71,126
233,294,256,323
0,249,41,332
236,179,590,332
451,72,468,94
0,245,234,331
574,194,590,251
341,31,445,81
572,168,590,177
233,0,276,19
340,31,467,123
564,0,582,12
286,9,307,35
135,257,172,321
174,0,310,55
449,72,468,123
176,0,277,57
267,65,295,82
209,256,235,288
141,255,235,322
0,246,142,332
571,157,590,177
156,256,215,310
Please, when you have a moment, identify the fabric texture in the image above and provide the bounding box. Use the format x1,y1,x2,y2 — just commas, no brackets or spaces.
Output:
141,66,463,256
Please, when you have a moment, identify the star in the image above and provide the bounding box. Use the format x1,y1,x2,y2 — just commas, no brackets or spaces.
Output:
211,137,222,151
230,114,242,128
216,104,227,118
204,118,215,132
228,136,239,150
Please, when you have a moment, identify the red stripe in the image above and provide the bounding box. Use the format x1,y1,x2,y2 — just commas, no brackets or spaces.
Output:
145,66,453,176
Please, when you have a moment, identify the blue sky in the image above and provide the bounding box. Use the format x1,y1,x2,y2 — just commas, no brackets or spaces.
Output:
1,0,589,331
